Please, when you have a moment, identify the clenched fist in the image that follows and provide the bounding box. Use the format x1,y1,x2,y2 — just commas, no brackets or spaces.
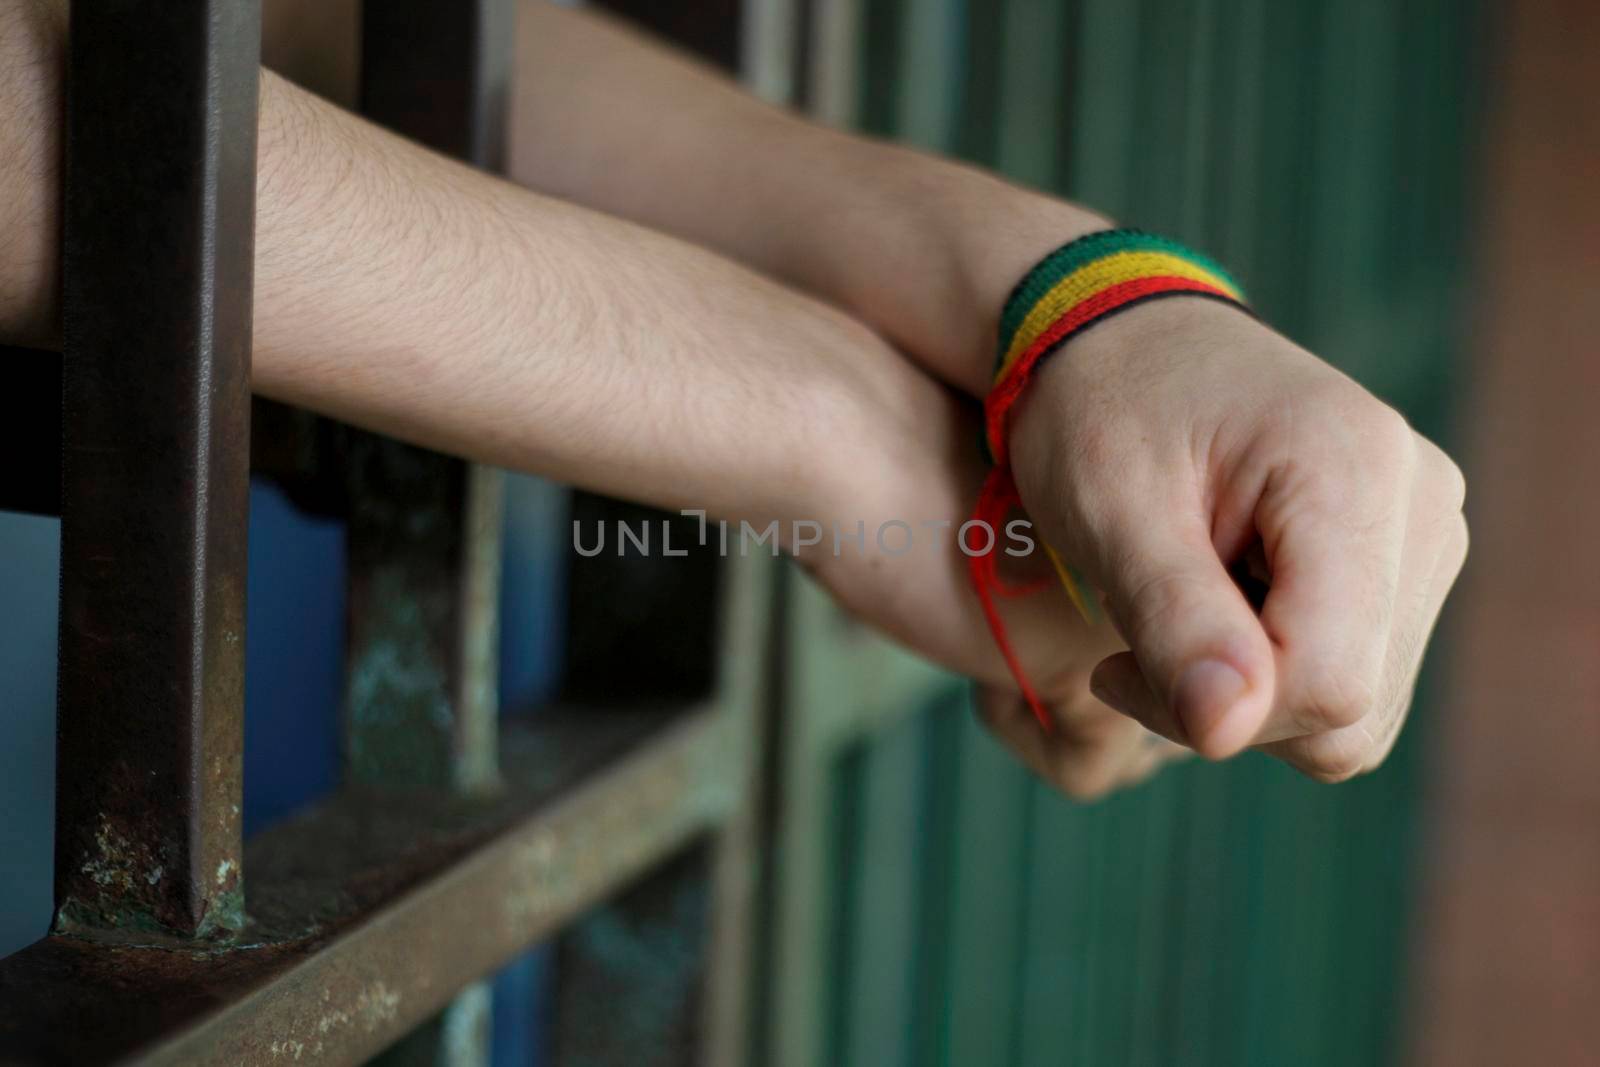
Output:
1007,296,1468,781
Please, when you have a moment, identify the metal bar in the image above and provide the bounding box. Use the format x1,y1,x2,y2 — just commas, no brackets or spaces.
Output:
0,346,61,517
351,6,514,1061
0,711,736,1066
700,556,779,1067
339,0,514,794
541,9,762,1067
805,0,863,127
342,446,504,791
54,0,260,940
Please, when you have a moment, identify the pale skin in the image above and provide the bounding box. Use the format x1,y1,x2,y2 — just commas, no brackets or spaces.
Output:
0,1,1467,798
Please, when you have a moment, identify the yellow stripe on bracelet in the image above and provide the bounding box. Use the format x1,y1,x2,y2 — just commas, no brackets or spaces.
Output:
995,249,1243,381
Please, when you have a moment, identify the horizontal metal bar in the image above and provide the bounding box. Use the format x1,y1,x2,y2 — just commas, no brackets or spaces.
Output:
0,346,61,517
0,710,736,1066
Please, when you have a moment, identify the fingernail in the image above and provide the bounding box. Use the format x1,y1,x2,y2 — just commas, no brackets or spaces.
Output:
1089,675,1132,716
1173,659,1249,753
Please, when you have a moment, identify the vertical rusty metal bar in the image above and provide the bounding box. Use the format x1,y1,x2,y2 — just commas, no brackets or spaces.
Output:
544,7,772,1067
54,0,260,939
342,449,504,792
355,3,512,1062
344,0,512,795
701,557,779,1067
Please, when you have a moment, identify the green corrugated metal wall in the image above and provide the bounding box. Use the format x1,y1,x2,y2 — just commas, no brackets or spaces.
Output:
807,1,1477,1065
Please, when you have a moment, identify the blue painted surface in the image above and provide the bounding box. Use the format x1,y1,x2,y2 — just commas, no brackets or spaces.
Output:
0,511,59,958
243,479,344,836
498,474,568,715
492,950,556,1067
494,473,569,1067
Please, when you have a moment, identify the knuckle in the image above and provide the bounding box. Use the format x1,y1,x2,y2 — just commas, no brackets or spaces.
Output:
1289,716,1385,783
1311,382,1404,440
1364,723,1403,773
1317,389,1415,478
1299,668,1376,732
1049,752,1116,801
1363,403,1417,460
1417,437,1468,514
1439,455,1468,514
1301,750,1369,785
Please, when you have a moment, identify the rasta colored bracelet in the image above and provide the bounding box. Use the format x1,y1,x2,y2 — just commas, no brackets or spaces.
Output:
967,228,1250,730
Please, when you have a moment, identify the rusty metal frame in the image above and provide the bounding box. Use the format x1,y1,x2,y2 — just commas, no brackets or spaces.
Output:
0,536,771,1064
0,705,742,1064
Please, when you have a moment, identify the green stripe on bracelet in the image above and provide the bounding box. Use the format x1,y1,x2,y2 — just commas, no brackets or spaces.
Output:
995,229,1244,370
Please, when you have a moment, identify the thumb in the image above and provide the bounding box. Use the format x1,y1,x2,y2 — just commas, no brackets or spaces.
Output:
1085,520,1274,759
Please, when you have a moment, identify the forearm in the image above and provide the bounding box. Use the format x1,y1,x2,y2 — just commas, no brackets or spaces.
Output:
264,70,949,528
507,3,1105,396
251,72,1108,693
0,19,935,532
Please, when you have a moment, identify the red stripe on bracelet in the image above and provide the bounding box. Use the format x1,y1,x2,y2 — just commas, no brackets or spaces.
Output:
984,275,1235,465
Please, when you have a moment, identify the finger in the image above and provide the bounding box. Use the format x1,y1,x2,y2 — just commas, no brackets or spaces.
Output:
1369,440,1467,731
974,685,1147,801
1114,732,1194,788
1088,652,1185,744
1264,504,1467,780
1253,411,1415,743
1146,733,1195,763
802,407,1121,702
1083,515,1276,759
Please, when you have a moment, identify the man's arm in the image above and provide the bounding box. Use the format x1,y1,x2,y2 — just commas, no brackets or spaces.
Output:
258,69,1157,795
505,2,1094,398
501,2,1470,780
3,1,1468,787
3,4,1179,797
0,5,892,527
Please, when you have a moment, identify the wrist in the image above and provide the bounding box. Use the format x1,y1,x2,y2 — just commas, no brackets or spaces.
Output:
927,172,1110,392
800,134,1106,397
897,151,1108,387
